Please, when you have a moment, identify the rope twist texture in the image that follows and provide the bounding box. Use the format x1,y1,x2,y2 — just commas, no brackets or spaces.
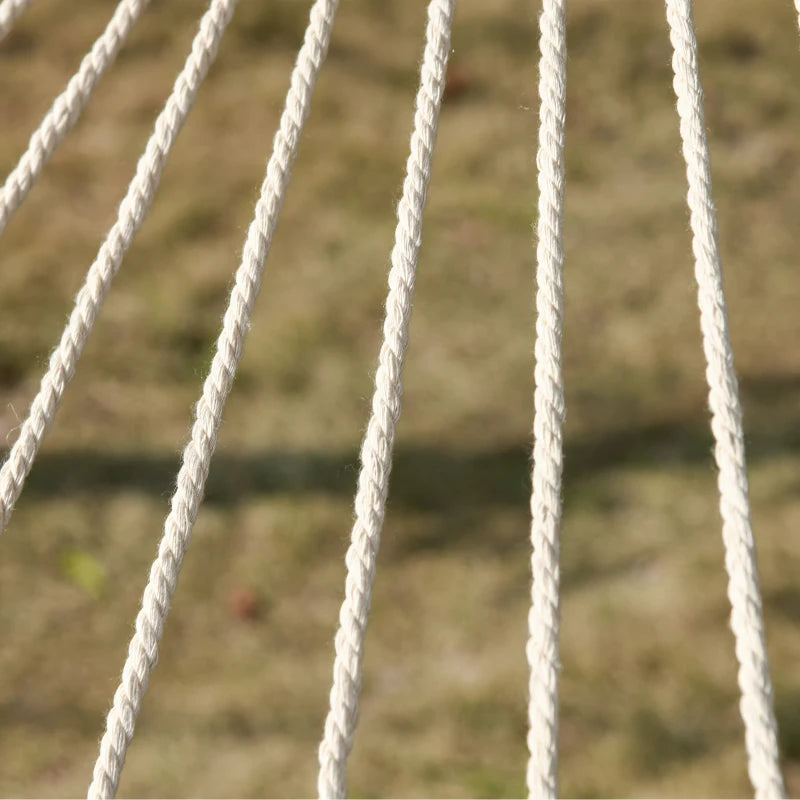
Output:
666,1,784,797
0,0,235,540
0,0,151,237
87,1,340,796
317,1,455,795
526,0,567,797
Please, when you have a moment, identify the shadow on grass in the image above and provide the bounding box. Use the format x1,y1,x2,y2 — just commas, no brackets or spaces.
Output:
8,396,800,510
627,706,711,777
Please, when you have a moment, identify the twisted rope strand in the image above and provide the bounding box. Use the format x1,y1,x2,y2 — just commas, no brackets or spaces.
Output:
526,0,567,797
87,2,340,797
666,1,784,797
0,0,236,539
0,0,33,42
0,0,151,237
316,1,455,796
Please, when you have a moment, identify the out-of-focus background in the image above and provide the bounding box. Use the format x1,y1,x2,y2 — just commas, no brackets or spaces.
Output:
2,0,800,796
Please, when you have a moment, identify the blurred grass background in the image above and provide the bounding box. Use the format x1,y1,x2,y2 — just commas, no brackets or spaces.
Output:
1,0,800,796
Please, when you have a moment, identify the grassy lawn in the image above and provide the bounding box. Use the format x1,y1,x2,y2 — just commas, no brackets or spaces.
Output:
2,0,800,796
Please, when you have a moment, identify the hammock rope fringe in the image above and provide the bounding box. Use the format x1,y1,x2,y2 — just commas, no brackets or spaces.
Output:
0,0,151,237
0,0,790,798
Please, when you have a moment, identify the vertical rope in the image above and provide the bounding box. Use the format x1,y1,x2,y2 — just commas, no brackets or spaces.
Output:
87,1,339,797
0,0,233,539
665,1,784,797
0,0,33,42
316,1,455,796
0,0,152,237
526,0,567,798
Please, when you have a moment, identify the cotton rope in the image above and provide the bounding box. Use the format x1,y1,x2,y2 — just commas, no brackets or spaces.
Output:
0,0,33,42
0,0,151,238
0,0,234,538
0,1,793,797
665,1,784,798
316,1,455,797
86,1,340,797
526,0,567,797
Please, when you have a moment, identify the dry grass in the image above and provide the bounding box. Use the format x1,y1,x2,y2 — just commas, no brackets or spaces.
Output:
2,0,800,796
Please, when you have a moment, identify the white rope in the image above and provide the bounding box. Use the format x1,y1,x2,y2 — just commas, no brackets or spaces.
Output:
0,0,151,237
0,0,33,42
666,2,784,798
316,2,455,796
86,1,340,797
0,0,30,41
527,0,567,797
0,0,235,539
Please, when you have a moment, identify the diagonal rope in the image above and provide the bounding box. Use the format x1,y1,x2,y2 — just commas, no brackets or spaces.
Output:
86,2,340,797
665,1,785,798
0,0,32,42
526,0,567,797
0,0,235,539
0,0,33,43
316,1,455,796
0,0,151,237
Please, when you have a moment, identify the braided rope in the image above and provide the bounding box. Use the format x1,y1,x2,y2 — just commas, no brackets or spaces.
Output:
316,1,455,796
0,0,33,42
0,0,234,539
0,0,151,237
526,0,567,797
86,1,340,797
666,1,784,797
